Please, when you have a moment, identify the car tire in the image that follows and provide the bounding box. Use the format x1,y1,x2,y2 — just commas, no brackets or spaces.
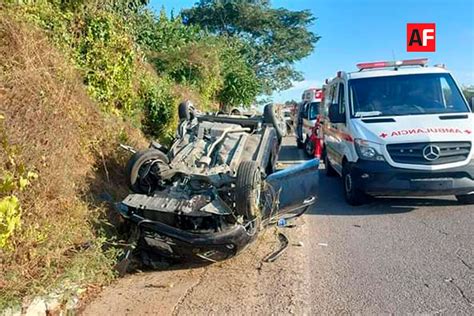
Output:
178,100,194,121
304,138,314,157
263,103,286,140
455,194,474,204
126,149,169,194
342,163,366,206
324,154,337,177
235,161,262,220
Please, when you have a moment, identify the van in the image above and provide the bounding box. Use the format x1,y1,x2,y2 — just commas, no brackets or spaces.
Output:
295,88,323,156
323,58,474,205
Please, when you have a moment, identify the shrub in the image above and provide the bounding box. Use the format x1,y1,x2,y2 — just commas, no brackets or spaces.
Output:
139,74,179,143
218,40,261,109
77,12,137,116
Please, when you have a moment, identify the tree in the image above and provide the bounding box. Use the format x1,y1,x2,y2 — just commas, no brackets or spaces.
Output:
218,39,261,109
132,9,260,109
182,0,319,94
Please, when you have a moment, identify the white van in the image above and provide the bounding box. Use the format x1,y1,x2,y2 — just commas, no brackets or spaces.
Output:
323,58,474,205
295,88,323,155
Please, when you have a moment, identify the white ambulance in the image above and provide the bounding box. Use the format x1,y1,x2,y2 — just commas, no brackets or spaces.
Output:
295,88,323,156
323,58,474,205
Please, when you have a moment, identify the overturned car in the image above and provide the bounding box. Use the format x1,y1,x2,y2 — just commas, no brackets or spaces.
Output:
117,102,318,263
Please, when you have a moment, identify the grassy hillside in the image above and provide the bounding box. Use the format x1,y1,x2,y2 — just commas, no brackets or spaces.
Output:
0,10,152,306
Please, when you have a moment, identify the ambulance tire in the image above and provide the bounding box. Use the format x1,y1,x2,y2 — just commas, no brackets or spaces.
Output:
324,154,337,177
342,163,367,206
304,138,315,157
296,139,304,149
456,194,474,205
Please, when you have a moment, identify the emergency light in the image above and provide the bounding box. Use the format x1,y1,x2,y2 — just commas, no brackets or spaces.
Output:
356,58,428,70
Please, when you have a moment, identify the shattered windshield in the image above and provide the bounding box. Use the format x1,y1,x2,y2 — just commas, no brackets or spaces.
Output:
349,73,470,117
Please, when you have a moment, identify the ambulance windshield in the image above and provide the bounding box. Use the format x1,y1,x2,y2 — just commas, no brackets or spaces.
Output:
349,73,470,117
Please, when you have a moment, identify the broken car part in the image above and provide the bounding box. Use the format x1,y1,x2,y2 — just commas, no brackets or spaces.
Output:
117,103,319,265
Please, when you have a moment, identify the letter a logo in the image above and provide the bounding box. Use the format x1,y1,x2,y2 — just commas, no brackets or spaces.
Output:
407,23,436,52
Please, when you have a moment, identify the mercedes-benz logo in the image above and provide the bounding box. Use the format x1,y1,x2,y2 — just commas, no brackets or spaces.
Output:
422,145,441,161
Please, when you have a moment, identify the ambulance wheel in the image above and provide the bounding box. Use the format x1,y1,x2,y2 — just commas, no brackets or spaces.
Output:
321,148,327,162
324,155,337,177
456,194,474,204
342,163,367,206
296,139,304,149
304,138,315,157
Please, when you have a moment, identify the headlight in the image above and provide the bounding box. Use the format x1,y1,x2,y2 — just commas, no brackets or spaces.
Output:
355,139,385,161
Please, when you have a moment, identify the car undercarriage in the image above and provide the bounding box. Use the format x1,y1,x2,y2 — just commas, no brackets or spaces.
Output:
116,102,318,265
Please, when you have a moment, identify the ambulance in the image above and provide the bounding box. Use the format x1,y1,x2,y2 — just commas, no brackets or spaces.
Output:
323,58,474,205
295,88,323,156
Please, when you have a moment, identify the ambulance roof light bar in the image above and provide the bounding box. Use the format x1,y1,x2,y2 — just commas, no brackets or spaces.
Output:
356,58,428,71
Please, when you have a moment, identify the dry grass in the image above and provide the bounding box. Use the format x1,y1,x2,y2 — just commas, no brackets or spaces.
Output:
0,12,147,306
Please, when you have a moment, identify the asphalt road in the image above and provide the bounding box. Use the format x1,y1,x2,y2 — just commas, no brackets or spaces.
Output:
83,136,474,315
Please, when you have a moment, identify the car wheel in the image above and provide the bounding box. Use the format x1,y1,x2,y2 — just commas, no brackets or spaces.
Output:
178,100,195,121
342,163,366,206
235,161,263,220
324,154,337,177
263,103,286,140
230,108,241,115
126,149,169,194
455,194,474,204
304,138,315,157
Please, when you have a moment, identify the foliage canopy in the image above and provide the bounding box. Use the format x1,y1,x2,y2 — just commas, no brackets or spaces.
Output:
182,0,319,93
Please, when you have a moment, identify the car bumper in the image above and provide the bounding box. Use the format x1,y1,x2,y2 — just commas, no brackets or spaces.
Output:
351,160,474,196
126,212,256,263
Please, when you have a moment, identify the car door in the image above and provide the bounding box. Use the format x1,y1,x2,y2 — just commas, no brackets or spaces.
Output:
324,83,340,166
264,159,319,219
296,102,307,141
329,82,349,173
303,102,318,140
302,103,311,140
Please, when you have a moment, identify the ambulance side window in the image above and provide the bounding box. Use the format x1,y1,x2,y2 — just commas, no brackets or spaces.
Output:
338,83,346,116
330,85,337,104
440,77,452,107
324,85,334,112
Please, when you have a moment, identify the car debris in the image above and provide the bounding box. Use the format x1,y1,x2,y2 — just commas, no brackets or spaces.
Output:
263,233,289,263
115,101,319,270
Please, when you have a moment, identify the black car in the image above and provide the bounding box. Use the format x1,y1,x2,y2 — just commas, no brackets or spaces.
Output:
117,102,318,264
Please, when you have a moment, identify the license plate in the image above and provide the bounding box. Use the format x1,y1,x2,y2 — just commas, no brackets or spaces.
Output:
410,178,453,190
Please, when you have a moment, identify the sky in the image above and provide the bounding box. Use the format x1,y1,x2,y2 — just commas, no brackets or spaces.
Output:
149,0,474,103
